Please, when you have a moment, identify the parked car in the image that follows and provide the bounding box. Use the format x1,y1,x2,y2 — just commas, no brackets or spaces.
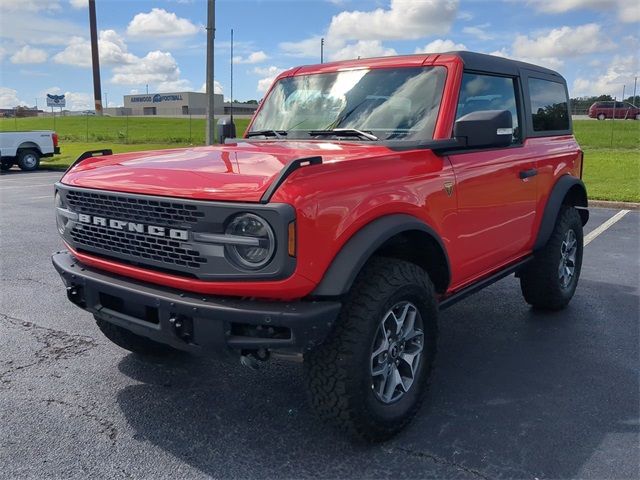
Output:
588,101,640,120
0,130,60,171
52,51,588,441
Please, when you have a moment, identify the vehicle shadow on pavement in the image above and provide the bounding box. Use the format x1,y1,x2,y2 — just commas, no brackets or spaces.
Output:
114,278,639,479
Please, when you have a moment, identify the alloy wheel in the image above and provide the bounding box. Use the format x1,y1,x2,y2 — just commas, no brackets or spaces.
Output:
370,301,424,404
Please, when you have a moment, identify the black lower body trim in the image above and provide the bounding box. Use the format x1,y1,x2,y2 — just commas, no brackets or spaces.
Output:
439,256,532,310
52,251,341,356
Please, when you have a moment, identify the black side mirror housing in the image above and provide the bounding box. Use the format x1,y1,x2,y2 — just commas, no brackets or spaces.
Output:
454,110,513,149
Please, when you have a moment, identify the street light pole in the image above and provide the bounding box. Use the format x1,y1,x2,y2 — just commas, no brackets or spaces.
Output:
205,0,216,144
88,0,103,116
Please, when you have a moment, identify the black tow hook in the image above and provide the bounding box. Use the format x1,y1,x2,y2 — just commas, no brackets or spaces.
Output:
169,315,194,342
66,285,85,308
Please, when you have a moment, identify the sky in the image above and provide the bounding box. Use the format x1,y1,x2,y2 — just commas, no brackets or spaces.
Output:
0,0,638,110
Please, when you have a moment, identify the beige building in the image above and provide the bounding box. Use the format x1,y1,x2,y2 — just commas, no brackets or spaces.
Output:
123,92,223,116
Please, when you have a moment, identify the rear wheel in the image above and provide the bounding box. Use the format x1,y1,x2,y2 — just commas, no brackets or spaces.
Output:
520,206,583,310
96,317,179,357
597,113,606,121
17,149,40,171
0,159,12,171
304,258,438,442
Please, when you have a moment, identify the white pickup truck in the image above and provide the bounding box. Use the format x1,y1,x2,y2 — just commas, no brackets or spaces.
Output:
0,130,60,171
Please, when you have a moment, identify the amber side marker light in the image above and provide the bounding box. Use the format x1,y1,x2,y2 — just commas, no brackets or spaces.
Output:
288,222,296,257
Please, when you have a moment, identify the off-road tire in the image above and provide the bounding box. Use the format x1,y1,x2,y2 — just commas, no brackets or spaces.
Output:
304,257,438,442
17,149,40,171
96,317,178,357
520,206,583,310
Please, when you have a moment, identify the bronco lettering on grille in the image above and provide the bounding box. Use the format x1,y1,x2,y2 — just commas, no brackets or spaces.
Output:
77,214,189,240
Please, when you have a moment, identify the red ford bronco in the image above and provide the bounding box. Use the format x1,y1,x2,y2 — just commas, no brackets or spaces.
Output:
53,52,588,441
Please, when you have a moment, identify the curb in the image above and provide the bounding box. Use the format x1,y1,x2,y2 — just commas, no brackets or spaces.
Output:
589,200,640,210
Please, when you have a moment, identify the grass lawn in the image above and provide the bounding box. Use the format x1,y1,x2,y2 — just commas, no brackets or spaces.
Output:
2,117,638,202
574,119,639,202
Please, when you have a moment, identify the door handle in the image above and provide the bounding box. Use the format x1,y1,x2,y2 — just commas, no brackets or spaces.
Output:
519,168,538,180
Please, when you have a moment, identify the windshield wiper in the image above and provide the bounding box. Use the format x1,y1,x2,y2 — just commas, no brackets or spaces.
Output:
246,130,287,139
307,128,379,141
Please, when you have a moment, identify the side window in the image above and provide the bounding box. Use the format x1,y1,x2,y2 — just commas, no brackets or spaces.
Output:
528,78,570,132
456,73,520,143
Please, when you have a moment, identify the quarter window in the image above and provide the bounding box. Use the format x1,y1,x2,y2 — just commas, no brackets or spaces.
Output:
528,78,570,132
456,73,520,143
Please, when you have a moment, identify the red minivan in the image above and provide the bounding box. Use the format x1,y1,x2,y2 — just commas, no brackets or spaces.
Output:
588,101,640,120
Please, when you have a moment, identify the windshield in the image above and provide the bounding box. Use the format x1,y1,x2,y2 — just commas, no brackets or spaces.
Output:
250,66,446,141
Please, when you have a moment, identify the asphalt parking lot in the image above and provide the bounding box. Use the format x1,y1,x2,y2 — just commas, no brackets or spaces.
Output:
1,169,638,479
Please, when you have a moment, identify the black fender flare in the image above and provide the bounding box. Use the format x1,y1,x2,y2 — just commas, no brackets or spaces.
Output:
534,175,588,251
312,214,451,297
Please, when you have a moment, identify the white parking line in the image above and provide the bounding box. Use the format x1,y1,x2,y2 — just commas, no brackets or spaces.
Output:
584,210,630,246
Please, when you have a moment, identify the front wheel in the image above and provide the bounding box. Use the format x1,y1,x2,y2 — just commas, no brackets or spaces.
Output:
304,258,438,442
520,206,584,310
597,113,606,121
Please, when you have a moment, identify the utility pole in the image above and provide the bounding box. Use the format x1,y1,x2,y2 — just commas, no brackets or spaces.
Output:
205,0,216,144
230,28,234,125
146,84,149,94
320,37,324,64
633,76,637,106
88,0,103,116
105,92,108,110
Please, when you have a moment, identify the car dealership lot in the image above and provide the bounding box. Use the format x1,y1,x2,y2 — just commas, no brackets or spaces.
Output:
1,170,638,479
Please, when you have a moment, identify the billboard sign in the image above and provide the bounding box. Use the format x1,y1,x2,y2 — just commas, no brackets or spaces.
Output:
46,94,66,107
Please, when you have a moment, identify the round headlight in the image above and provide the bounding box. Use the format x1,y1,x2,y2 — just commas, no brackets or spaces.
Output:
55,192,68,235
225,213,275,269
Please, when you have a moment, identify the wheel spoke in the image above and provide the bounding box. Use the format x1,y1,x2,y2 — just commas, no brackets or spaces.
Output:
382,365,402,402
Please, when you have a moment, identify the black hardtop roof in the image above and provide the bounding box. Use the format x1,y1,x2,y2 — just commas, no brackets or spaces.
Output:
449,50,564,80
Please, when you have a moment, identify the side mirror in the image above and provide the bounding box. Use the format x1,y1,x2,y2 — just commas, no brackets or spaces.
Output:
454,110,513,149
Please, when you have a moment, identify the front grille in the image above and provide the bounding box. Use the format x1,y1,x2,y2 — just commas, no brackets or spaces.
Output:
66,190,205,227
70,223,207,269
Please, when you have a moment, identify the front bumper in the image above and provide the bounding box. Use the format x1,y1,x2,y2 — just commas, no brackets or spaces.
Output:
52,251,341,356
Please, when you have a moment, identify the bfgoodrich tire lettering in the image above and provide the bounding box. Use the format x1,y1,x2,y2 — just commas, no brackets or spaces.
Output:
520,206,583,310
304,257,438,442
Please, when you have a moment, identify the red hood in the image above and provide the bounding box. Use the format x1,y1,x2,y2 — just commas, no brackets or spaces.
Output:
62,141,391,202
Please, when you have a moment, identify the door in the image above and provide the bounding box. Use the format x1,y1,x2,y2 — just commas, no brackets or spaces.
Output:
448,73,537,285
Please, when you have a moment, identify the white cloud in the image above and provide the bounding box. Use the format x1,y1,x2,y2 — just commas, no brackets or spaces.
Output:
0,87,25,108
156,79,192,92
462,23,493,41
10,45,47,64
199,81,223,95
414,39,467,54
513,24,616,59
529,0,640,23
233,51,268,64
254,66,286,93
64,91,92,111
0,12,83,45
280,36,325,58
111,50,180,85
69,0,87,8
1,0,61,12
127,8,199,37
330,40,397,61
53,30,137,67
327,0,458,41
572,54,639,96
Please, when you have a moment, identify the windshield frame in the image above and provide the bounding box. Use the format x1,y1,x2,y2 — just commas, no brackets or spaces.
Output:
247,65,449,145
